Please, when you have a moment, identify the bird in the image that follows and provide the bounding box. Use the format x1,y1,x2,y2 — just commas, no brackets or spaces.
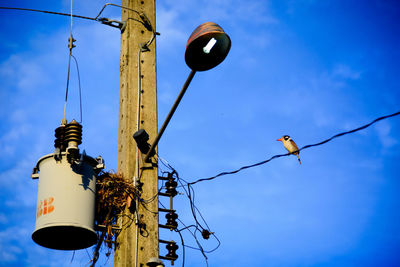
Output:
277,135,301,164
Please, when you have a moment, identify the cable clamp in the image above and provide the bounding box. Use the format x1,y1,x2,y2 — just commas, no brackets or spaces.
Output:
68,35,76,50
98,17,125,31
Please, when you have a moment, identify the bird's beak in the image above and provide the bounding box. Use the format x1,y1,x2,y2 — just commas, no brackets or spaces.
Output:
277,138,282,141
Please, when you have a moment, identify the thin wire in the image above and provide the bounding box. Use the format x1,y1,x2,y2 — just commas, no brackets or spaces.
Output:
189,110,400,186
159,157,212,231
137,50,142,133
300,111,400,150
63,50,72,120
177,173,214,236
96,3,156,33
185,183,206,231
194,203,211,231
85,248,91,260
175,228,186,267
94,3,140,20
135,43,144,267
158,161,220,255
159,201,208,265
161,167,204,231
177,224,220,254
70,250,76,263
0,6,97,21
71,54,83,123
63,0,75,121
205,232,221,253
177,224,198,232
0,4,157,35
133,7,159,256
140,185,162,204
70,0,73,34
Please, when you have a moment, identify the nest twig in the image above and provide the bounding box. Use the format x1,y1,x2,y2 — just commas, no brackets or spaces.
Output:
90,171,138,266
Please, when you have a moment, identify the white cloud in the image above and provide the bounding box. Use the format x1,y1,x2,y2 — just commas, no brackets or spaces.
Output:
0,213,7,224
0,245,21,262
289,64,364,128
157,0,277,50
332,64,362,80
286,0,318,14
0,109,32,159
0,53,56,94
1,157,40,208
0,120,31,158
0,226,29,263
312,110,336,127
374,120,398,149
197,0,278,25
157,8,187,48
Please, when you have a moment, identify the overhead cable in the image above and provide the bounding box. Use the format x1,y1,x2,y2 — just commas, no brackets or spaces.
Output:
0,6,97,21
188,110,400,186
0,4,157,31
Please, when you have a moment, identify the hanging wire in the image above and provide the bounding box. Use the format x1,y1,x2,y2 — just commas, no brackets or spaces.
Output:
176,229,186,267
63,50,72,120
159,201,209,267
188,110,400,186
85,248,92,260
159,159,203,228
70,250,76,263
70,0,73,34
60,1,84,123
63,0,75,120
71,54,83,123
158,158,221,257
94,3,140,20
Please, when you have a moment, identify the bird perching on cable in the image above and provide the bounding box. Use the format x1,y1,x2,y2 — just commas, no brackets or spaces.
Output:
277,135,301,164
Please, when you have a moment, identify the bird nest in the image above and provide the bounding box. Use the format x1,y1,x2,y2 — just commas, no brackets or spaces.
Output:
91,171,138,266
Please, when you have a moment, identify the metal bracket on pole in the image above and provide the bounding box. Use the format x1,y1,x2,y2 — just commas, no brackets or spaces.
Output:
98,17,126,30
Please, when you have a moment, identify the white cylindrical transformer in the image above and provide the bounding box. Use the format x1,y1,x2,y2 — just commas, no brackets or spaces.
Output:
32,152,103,250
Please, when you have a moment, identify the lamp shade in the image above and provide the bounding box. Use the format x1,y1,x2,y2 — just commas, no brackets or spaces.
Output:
185,22,231,71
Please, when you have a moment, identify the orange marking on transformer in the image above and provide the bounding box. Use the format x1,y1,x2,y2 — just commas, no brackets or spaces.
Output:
36,197,55,218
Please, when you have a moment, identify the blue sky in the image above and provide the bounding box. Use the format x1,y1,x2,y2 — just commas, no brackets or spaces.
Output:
1,0,400,266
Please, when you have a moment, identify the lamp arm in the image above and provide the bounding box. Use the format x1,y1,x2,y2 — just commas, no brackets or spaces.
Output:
144,69,197,162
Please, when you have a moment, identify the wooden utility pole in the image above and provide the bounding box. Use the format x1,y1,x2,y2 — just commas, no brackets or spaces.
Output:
115,0,158,266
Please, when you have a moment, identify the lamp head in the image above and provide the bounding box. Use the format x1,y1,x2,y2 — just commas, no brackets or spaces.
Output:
146,257,164,267
185,22,231,71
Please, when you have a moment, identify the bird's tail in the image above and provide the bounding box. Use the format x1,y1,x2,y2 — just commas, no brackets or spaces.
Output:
296,154,301,165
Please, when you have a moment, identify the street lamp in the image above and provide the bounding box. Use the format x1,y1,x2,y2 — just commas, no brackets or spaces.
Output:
136,22,231,162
